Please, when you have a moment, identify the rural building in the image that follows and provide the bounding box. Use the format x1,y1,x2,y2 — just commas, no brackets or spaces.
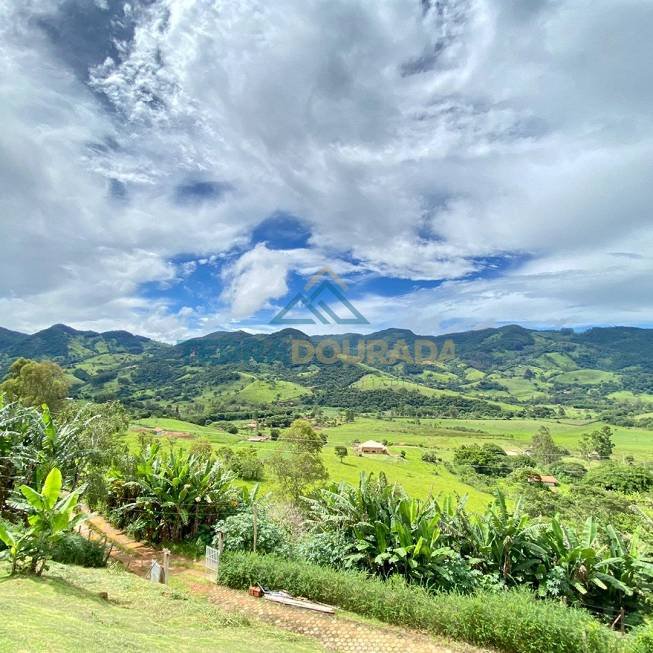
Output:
528,474,559,487
358,440,388,454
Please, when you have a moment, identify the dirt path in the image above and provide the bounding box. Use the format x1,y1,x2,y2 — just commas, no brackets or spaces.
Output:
81,512,162,576
85,513,488,653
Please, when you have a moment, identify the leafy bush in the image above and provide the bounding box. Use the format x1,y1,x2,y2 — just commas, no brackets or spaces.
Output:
296,530,353,568
584,463,653,494
216,446,264,480
629,624,653,653
303,473,653,613
510,454,537,469
189,439,213,458
0,400,127,511
421,449,441,464
51,533,107,567
453,443,511,476
549,461,587,482
219,552,624,653
214,508,290,555
230,447,264,481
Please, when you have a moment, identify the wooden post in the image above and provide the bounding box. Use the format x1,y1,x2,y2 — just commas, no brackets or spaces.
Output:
215,531,224,582
162,549,170,585
252,504,258,554
611,607,625,633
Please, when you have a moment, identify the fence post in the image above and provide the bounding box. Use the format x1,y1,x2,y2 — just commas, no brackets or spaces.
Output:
215,530,224,582
252,504,258,554
162,549,170,585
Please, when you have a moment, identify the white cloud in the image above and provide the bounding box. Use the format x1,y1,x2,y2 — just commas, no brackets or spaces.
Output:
1,0,653,337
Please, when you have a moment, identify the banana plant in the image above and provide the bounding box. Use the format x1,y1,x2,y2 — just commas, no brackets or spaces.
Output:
0,521,34,574
457,492,547,585
542,516,636,606
107,443,237,543
0,467,84,575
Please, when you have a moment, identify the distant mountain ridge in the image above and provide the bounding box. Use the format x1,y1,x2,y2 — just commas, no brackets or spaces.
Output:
1,323,652,417
0,323,166,367
3,322,653,369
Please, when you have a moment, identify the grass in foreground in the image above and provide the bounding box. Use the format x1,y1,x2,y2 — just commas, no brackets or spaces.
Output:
0,562,322,653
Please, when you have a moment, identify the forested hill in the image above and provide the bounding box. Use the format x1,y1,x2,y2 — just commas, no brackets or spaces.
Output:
1,323,653,419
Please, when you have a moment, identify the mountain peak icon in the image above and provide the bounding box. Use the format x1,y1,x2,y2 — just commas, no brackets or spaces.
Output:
270,268,368,325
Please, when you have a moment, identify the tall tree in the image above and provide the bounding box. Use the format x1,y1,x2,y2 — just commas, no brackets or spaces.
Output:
530,426,563,466
270,419,328,501
0,358,70,412
580,426,615,460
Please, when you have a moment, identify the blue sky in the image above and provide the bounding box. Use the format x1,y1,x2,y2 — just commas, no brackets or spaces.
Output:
2,0,653,341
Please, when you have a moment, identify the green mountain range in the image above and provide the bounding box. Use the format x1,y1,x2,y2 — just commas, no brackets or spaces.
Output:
1,324,652,422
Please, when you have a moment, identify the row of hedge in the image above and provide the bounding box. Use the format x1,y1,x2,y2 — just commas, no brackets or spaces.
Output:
219,552,652,653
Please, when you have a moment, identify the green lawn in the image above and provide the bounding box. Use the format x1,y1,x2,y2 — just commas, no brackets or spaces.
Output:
535,352,578,371
0,563,321,653
429,416,653,457
488,375,549,401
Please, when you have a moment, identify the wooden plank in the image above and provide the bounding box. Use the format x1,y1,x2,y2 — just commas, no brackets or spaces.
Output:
263,591,335,614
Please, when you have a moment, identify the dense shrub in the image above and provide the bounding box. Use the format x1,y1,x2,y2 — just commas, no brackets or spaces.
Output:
304,473,653,612
51,533,107,568
549,461,587,482
421,450,441,464
230,447,264,481
219,553,624,653
584,463,653,494
106,443,237,543
453,443,511,476
629,624,653,653
214,508,290,555
296,530,352,568
217,446,265,480
0,468,84,575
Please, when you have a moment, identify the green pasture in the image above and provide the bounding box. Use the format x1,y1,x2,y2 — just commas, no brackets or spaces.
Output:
550,369,619,385
352,373,459,397
124,414,652,514
237,378,310,403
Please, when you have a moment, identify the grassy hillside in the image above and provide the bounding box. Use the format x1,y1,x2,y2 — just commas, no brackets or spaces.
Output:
352,373,459,397
0,563,321,653
237,378,311,403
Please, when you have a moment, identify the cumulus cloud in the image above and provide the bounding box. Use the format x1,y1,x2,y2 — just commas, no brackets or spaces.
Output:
1,0,653,338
